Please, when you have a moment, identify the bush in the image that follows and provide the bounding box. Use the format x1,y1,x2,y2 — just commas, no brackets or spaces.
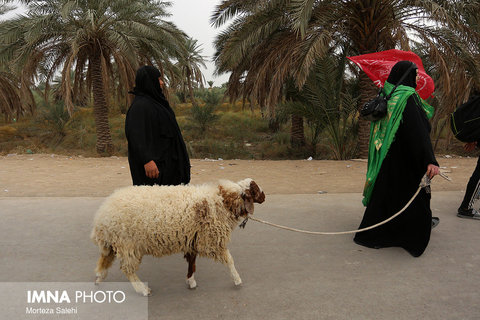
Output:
202,89,222,107
189,104,219,134
188,90,223,134
37,101,70,138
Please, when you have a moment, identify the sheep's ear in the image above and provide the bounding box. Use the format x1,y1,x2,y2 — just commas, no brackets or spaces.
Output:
242,190,255,215
249,180,265,204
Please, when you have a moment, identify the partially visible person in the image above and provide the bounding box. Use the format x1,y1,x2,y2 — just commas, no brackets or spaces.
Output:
354,60,440,257
125,65,190,186
457,90,480,219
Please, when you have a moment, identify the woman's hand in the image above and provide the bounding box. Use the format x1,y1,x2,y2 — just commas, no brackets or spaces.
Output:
426,164,440,179
144,160,159,179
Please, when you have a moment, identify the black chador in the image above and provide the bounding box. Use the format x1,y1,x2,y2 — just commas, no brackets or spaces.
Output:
125,66,190,186
354,62,438,257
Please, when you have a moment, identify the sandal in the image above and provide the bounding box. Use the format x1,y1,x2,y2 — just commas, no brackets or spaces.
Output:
431,217,440,229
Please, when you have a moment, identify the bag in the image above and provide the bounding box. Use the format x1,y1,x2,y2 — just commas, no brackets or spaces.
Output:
360,90,388,121
450,95,480,142
360,64,416,121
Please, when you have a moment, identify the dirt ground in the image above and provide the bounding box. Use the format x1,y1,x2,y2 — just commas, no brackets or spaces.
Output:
0,153,477,197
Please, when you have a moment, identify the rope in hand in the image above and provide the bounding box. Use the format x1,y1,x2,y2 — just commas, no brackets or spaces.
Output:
240,172,451,235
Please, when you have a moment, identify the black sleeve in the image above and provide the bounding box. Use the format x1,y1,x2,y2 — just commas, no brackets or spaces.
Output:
399,96,439,169
125,104,151,165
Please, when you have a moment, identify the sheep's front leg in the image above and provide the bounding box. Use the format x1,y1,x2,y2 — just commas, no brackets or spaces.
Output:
225,250,242,286
184,253,197,289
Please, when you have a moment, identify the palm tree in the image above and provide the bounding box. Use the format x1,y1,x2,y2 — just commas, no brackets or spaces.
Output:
425,1,480,110
174,38,207,105
300,53,359,159
419,1,480,150
281,51,358,158
0,3,34,122
0,0,189,155
0,68,35,122
212,0,480,157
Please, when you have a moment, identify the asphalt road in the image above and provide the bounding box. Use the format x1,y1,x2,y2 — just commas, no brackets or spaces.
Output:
1,192,479,320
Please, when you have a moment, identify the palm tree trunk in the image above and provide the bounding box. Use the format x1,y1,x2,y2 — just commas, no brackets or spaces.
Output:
186,70,197,106
290,114,305,147
90,53,114,155
357,73,377,158
188,82,197,106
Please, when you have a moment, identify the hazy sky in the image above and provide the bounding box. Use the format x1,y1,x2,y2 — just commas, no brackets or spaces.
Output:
169,0,229,86
2,0,231,86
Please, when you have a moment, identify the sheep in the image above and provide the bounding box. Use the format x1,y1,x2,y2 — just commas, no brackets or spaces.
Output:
90,178,265,296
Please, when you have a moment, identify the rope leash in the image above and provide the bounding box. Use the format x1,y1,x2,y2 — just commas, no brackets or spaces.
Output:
240,172,450,235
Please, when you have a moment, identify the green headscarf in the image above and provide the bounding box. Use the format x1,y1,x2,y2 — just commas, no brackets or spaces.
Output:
362,81,434,206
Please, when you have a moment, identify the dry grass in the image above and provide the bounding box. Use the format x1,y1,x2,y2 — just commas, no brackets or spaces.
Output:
0,101,467,159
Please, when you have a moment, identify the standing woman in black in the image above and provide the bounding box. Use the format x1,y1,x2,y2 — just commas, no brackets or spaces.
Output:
457,89,480,219
354,61,440,257
125,66,190,186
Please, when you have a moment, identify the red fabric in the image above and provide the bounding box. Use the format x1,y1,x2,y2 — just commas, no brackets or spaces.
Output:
347,49,435,99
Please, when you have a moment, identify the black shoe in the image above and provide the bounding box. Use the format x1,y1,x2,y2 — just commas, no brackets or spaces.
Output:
457,207,480,220
431,217,440,229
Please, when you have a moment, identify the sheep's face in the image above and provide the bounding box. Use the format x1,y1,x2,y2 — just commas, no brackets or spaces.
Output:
219,179,265,219
239,179,265,217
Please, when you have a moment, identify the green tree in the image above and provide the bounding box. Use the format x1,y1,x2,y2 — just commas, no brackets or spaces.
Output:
174,38,207,105
189,90,220,134
302,54,358,159
282,52,358,158
212,0,480,157
0,2,35,122
0,67,35,122
428,1,480,143
0,0,189,155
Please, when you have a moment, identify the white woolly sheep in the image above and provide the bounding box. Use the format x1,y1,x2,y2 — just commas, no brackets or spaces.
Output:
90,178,265,296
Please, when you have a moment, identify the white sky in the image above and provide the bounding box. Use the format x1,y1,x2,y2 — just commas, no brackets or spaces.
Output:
2,0,231,86
169,0,230,86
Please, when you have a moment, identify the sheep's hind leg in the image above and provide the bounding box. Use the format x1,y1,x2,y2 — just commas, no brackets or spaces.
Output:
225,250,242,286
126,273,151,297
184,253,197,289
119,255,151,296
94,246,115,285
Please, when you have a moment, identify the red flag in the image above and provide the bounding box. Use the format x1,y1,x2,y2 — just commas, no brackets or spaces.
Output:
347,49,435,100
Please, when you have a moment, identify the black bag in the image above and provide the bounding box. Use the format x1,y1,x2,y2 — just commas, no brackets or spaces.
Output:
360,90,388,121
450,95,480,142
360,64,415,121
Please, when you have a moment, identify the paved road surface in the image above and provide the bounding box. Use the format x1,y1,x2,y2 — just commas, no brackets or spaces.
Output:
1,192,478,319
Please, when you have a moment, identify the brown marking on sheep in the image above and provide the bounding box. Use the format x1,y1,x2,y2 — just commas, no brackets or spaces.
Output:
184,253,197,278
249,180,265,203
97,248,115,271
184,232,198,252
94,245,116,284
193,199,209,220
218,185,245,218
241,189,254,216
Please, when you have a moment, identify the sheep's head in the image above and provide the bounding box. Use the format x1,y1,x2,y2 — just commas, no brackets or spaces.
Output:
238,178,265,217
218,178,265,219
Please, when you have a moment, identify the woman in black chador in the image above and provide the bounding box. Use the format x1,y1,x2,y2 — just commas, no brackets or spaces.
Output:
354,61,440,257
125,65,190,186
